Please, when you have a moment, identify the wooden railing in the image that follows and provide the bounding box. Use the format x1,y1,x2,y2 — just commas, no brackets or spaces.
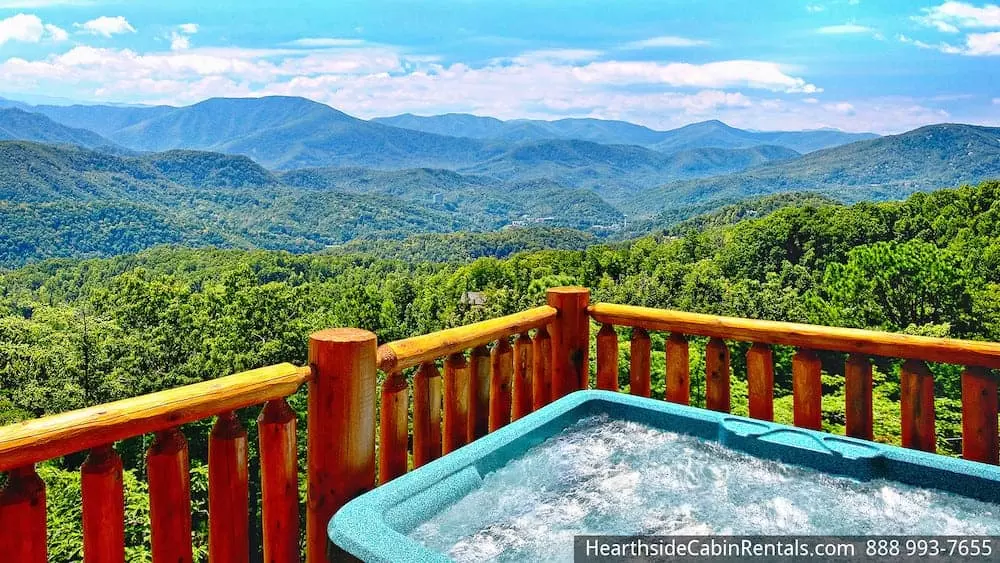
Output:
1,286,999,562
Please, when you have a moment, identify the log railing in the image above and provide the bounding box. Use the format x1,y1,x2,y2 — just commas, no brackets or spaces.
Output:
2,286,1000,562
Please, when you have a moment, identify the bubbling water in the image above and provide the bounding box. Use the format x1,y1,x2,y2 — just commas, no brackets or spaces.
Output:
409,415,1000,562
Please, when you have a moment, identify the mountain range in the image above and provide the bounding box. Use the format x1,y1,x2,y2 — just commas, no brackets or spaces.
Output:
0,94,998,268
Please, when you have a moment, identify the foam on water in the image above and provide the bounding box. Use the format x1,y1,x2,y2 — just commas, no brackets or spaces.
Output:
409,415,1000,562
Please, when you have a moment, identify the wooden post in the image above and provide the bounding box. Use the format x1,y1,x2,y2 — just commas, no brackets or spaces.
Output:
665,334,690,405
307,328,377,563
793,349,823,430
746,343,774,421
962,367,998,464
379,372,409,484
705,338,730,413
469,345,491,441
0,465,47,563
532,327,553,410
489,338,514,432
900,359,936,453
511,333,534,421
209,411,249,563
596,324,619,392
147,427,193,563
258,398,299,563
547,287,590,400
443,352,471,454
845,354,874,440
630,328,651,398
82,444,124,563
413,362,442,468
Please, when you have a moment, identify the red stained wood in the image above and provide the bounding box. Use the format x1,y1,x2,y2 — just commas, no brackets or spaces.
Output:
596,324,619,392
845,354,874,440
413,362,442,468
705,338,731,413
630,328,651,398
209,411,249,563
511,333,534,421
82,444,125,563
665,334,690,405
547,287,590,399
443,353,471,454
0,465,47,563
378,372,409,484
489,339,514,432
793,349,823,430
962,367,998,464
469,346,491,442
746,343,774,421
900,359,936,452
532,327,553,410
258,399,299,563
147,427,193,563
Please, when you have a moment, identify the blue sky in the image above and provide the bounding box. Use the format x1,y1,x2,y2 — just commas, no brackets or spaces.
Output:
0,0,997,132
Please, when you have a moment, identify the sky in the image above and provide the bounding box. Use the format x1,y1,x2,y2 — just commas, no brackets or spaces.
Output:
0,0,997,133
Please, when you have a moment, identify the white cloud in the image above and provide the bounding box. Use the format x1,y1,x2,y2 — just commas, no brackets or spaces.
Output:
0,13,67,45
573,60,819,93
823,101,856,115
510,49,603,63
624,36,709,49
285,37,365,48
177,23,199,35
75,16,136,38
168,22,199,51
915,2,1000,32
993,97,1000,104
0,0,90,6
818,23,874,34
899,30,1000,54
806,5,826,13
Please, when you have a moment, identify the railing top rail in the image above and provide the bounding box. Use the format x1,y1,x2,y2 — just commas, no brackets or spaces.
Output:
377,305,557,373
0,362,310,471
589,303,1000,370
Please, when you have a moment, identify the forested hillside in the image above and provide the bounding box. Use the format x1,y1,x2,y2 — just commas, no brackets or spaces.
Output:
1,180,998,560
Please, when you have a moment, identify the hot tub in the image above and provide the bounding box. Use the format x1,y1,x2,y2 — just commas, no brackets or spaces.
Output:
329,391,1000,562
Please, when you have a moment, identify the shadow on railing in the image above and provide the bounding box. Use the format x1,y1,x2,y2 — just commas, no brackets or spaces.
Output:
1,286,998,562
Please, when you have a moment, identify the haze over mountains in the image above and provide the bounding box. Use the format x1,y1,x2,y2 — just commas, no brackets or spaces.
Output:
1,94,999,267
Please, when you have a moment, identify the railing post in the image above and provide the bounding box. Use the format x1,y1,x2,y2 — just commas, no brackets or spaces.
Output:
307,328,377,563
547,286,590,400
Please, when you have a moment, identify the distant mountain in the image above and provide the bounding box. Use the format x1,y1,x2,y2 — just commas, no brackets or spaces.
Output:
28,103,174,137
637,123,1000,212
374,114,877,154
0,108,114,149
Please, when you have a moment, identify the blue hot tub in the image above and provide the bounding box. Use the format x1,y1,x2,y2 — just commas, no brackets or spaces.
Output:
329,391,1000,562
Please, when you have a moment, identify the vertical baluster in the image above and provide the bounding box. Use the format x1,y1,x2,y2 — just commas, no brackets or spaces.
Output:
511,333,534,421
746,343,774,421
547,287,590,399
962,367,998,464
845,354,874,440
665,334,690,405
532,327,553,410
258,398,299,563
489,338,514,432
413,362,443,468
82,444,124,563
0,465,47,563
443,352,471,454
705,338,731,412
306,328,377,563
469,345,491,442
147,427,193,563
379,372,409,483
630,328,652,398
900,359,936,452
793,349,823,430
596,324,619,392
209,411,249,563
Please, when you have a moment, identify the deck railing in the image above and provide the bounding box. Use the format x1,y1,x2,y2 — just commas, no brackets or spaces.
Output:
1,286,999,562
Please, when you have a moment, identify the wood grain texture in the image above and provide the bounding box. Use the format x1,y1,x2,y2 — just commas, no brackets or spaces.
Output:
0,362,309,471
900,359,936,453
746,343,774,421
596,324,619,392
845,354,874,440
378,372,409,484
306,328,376,563
258,399,299,563
209,411,249,563
588,303,1000,369
961,367,998,465
82,445,125,563
147,427,193,563
469,345,491,442
0,465,47,563
705,338,731,413
443,353,471,454
377,306,556,372
665,334,690,405
548,287,590,400
532,327,553,411
793,349,822,430
511,333,534,421
413,362,442,468
629,328,651,398
489,338,514,432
